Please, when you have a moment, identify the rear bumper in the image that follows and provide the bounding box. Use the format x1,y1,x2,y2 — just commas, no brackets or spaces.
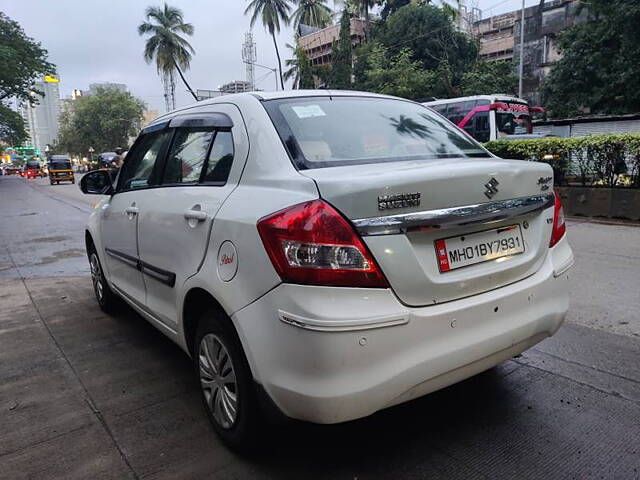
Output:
233,235,573,424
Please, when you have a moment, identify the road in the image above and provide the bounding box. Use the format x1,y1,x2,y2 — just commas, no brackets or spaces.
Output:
1,174,639,479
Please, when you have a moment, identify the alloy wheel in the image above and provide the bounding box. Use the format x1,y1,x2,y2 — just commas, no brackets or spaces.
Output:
199,333,238,429
90,253,103,302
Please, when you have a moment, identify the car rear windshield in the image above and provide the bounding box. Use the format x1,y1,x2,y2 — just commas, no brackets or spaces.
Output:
263,96,491,170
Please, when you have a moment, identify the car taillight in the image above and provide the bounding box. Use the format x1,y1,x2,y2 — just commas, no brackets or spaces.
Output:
257,200,389,288
549,192,566,247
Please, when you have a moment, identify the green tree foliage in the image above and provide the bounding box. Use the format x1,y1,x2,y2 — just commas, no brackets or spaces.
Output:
0,13,56,103
460,61,518,96
541,0,640,117
359,44,437,99
284,43,314,88
138,4,197,106
376,2,477,94
329,9,353,89
291,0,332,29
57,87,145,156
0,105,27,146
245,0,292,90
379,0,411,21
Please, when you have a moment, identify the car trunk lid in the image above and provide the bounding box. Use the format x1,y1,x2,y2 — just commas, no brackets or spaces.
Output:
301,157,555,306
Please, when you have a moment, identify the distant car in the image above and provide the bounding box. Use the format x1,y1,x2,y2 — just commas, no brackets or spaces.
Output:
80,91,573,450
25,161,44,179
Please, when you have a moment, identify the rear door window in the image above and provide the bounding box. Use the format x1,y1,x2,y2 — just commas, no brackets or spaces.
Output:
202,131,234,184
161,128,214,184
118,130,171,191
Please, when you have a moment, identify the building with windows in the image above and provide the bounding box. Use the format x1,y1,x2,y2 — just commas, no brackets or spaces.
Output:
296,18,366,87
473,0,585,105
18,75,61,154
219,81,253,95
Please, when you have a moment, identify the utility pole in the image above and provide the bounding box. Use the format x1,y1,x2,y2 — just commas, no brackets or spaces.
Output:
242,32,257,91
518,0,526,98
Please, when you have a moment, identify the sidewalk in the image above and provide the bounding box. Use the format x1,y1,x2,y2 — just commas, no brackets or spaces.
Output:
1,275,639,479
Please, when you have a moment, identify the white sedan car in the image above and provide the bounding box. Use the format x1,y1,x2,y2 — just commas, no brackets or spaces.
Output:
80,91,573,449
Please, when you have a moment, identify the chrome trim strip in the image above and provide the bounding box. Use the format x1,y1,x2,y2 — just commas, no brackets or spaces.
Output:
278,310,410,332
352,193,555,236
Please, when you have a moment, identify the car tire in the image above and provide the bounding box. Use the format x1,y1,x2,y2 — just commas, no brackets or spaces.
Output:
194,311,262,452
88,247,121,313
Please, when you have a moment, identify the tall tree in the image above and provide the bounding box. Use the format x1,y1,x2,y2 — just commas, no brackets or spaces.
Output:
284,44,314,89
0,106,27,146
377,3,477,91
57,87,145,156
541,0,640,117
460,61,518,96
245,0,292,90
329,9,353,89
359,43,438,99
334,0,377,38
138,3,197,111
292,0,332,29
0,13,56,104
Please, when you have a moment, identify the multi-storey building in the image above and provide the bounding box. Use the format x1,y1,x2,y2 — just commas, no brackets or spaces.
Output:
296,18,367,87
18,75,61,154
219,81,253,95
473,0,585,105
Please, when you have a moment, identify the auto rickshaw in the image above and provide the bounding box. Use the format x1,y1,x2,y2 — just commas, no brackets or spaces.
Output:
48,155,75,184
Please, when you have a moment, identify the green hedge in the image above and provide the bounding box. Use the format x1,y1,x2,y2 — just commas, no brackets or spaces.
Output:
484,134,640,188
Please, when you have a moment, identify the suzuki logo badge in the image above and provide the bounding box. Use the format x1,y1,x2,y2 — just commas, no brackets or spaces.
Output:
484,177,499,199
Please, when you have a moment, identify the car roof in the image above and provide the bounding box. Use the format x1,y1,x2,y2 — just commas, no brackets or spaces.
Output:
148,90,407,127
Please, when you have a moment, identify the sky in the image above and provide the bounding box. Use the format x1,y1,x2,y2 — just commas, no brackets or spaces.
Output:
1,0,542,114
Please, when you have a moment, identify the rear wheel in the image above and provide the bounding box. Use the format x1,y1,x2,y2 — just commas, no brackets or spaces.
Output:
88,247,121,313
195,311,261,451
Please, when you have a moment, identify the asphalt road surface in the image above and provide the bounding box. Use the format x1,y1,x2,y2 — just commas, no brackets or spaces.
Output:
1,174,639,479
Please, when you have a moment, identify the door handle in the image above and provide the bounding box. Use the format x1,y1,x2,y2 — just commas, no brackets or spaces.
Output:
184,209,207,221
125,206,139,215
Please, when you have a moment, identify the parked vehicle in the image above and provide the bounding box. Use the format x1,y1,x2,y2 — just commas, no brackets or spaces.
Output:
80,91,573,450
424,95,538,143
48,155,75,184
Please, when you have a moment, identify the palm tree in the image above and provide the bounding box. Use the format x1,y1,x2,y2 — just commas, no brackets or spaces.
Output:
334,0,371,38
284,44,301,88
245,0,291,90
292,0,332,29
138,3,197,111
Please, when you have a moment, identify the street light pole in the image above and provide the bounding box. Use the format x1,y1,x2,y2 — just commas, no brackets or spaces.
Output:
88,146,94,169
518,0,526,99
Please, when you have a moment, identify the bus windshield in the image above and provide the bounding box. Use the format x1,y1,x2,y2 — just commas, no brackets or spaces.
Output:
494,101,532,137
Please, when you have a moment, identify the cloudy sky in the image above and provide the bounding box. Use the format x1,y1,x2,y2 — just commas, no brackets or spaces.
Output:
1,0,539,113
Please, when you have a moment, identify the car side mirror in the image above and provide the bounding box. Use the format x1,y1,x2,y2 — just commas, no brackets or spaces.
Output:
79,169,115,195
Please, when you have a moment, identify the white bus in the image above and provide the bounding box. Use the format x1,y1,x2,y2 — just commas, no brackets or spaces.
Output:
424,94,541,143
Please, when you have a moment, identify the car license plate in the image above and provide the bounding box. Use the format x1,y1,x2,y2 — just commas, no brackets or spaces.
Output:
434,224,525,272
